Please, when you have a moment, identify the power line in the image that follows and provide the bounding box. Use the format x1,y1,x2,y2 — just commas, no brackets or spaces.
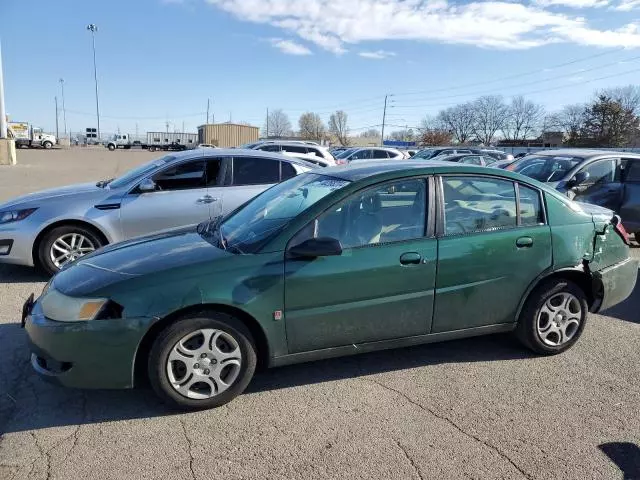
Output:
64,109,207,120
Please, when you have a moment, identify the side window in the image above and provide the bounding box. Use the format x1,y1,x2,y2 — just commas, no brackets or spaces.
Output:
372,150,388,159
259,144,280,152
456,149,471,154
151,160,206,191
443,176,517,235
307,148,322,157
518,184,544,226
580,159,616,185
280,161,297,180
460,156,482,165
205,158,222,186
282,145,307,154
232,157,280,185
299,179,427,249
350,149,371,160
623,159,640,182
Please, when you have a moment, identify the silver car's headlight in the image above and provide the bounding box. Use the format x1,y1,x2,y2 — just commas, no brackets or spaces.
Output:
41,289,111,322
0,208,38,224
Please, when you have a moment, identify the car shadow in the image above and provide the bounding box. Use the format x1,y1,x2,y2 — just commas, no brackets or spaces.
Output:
0,264,48,284
599,442,640,479
0,323,531,436
601,270,640,324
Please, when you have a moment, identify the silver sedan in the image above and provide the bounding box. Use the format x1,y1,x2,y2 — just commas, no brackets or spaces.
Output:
0,149,312,274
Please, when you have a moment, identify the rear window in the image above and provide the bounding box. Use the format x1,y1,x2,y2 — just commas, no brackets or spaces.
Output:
512,155,583,182
232,157,280,185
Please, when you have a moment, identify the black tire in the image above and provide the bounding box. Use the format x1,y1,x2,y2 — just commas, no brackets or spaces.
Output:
107,143,116,151
37,224,105,276
148,312,257,410
42,141,53,149
148,146,156,152
515,279,588,355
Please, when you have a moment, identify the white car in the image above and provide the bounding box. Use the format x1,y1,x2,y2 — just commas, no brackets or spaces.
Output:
334,147,405,163
253,142,335,163
280,151,336,168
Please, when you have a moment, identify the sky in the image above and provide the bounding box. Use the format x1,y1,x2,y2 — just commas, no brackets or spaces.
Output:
3,0,640,138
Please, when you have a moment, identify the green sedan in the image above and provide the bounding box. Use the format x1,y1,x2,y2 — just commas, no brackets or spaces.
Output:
23,161,638,409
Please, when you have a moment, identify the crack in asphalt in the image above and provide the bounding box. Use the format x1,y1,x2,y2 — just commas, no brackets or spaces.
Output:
180,418,197,480
393,439,424,480
363,378,533,480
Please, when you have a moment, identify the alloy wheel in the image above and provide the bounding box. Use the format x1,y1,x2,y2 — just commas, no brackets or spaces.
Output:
536,292,582,346
166,328,242,400
50,233,96,268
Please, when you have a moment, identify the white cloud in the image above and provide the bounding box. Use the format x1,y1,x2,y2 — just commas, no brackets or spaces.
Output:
206,0,640,53
359,50,396,59
269,38,312,55
535,0,609,7
615,0,640,10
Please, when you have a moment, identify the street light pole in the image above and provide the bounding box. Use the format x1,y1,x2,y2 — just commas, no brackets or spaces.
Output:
59,78,67,136
86,24,100,141
0,40,7,139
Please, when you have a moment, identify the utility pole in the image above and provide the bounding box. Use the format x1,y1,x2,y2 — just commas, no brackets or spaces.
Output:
135,122,139,138
381,95,389,146
0,40,6,139
86,24,100,141
229,112,232,123
59,78,67,136
266,108,269,137
55,96,59,139
206,99,210,124
182,121,184,133
165,121,169,133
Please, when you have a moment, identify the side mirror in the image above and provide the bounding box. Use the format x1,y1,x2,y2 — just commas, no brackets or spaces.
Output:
138,178,157,193
288,237,342,258
568,171,590,188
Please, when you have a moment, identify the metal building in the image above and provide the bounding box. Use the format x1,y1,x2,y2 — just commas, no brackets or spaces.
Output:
198,123,259,148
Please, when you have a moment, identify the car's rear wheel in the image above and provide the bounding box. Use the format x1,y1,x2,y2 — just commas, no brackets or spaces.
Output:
148,312,257,410
107,143,116,151
516,278,588,355
38,225,104,275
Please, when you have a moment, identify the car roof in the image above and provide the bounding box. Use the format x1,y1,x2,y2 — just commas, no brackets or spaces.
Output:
163,148,315,168
529,148,640,160
257,141,324,148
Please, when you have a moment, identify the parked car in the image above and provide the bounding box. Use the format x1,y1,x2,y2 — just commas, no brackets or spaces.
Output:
334,147,405,163
22,161,637,410
197,144,217,149
436,153,498,166
413,147,476,160
506,149,640,241
253,142,335,163
0,150,312,275
280,151,336,168
491,158,519,169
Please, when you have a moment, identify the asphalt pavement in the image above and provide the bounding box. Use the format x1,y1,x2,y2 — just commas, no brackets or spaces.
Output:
0,149,638,480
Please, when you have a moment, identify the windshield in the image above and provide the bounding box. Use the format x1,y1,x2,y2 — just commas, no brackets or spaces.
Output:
511,155,583,182
413,149,438,160
335,148,357,159
109,155,176,188
218,173,350,253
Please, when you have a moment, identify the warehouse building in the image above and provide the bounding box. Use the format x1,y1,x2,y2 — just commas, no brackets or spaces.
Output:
197,123,259,148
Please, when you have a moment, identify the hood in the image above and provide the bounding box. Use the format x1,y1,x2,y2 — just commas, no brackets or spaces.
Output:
53,229,231,296
1,182,104,209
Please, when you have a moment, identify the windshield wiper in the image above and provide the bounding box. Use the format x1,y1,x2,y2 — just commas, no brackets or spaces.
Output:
96,178,114,188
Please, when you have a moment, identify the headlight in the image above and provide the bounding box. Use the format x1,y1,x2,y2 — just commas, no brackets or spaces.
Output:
0,208,38,224
41,288,114,322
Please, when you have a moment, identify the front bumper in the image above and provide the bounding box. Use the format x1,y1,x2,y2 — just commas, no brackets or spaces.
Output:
592,257,639,312
0,224,36,267
24,301,155,389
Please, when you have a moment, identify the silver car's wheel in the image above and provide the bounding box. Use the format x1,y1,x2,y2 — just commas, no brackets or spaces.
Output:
50,233,97,268
166,328,242,400
536,292,582,346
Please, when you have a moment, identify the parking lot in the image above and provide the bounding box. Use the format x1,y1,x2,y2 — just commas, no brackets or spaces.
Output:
0,148,639,480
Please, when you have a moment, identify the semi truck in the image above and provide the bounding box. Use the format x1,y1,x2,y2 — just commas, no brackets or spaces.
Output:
8,122,57,149
104,132,198,152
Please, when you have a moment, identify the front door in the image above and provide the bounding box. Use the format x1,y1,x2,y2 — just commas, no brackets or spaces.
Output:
284,178,437,353
571,158,624,212
432,176,552,332
620,158,640,233
120,158,212,239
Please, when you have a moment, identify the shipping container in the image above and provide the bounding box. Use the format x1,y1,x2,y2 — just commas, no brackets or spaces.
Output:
146,132,198,147
198,123,259,148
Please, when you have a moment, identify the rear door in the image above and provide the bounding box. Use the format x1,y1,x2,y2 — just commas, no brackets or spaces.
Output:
571,157,624,212
120,157,211,239
219,156,281,214
620,158,640,234
432,175,552,332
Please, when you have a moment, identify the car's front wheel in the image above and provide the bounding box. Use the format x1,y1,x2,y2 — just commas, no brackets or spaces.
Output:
148,312,257,410
516,278,588,355
38,225,104,275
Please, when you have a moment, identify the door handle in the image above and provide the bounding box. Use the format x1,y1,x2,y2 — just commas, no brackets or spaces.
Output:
197,195,218,204
516,236,533,248
399,252,422,265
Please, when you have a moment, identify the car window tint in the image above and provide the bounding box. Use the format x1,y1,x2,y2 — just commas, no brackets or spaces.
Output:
233,157,280,185
624,159,640,182
259,144,280,152
280,161,297,180
310,179,427,248
372,149,388,159
460,155,482,165
443,176,517,235
518,184,544,226
579,159,616,185
152,160,206,190
282,145,307,154
205,158,222,186
350,149,371,160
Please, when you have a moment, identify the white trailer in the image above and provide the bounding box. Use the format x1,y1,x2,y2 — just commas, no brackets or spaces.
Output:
8,122,57,149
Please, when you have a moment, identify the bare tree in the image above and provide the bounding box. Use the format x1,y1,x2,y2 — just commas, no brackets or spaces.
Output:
600,85,640,115
502,96,545,141
329,110,350,146
264,109,292,138
298,112,326,141
359,128,381,138
437,103,474,144
471,95,509,145
388,129,415,141
545,104,584,144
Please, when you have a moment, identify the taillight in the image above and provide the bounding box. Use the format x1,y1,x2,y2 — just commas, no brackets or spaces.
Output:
505,163,516,171
611,215,630,245
336,159,347,165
